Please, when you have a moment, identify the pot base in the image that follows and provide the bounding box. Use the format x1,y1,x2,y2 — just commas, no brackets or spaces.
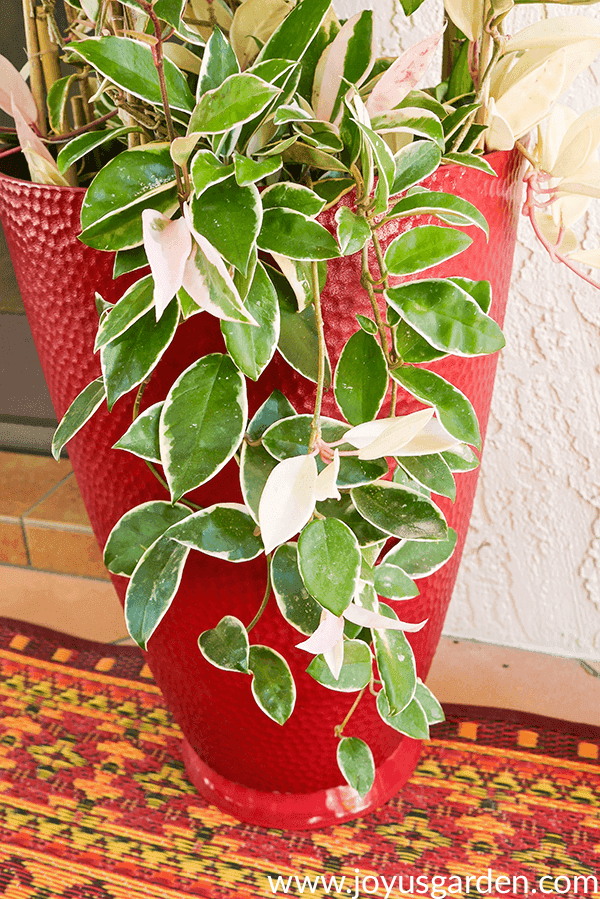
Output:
181,736,422,830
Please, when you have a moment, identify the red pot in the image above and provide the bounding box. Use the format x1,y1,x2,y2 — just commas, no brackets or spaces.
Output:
0,148,525,829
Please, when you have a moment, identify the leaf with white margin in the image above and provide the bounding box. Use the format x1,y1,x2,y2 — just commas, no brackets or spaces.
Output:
167,503,264,561
198,615,249,673
248,645,296,725
230,0,291,70
314,450,341,502
484,97,516,152
0,55,38,123
372,603,417,715
314,10,374,123
337,736,375,798
344,408,433,452
272,543,322,636
142,210,192,320
323,638,345,681
258,454,318,555
382,529,457,579
297,518,361,617
125,536,190,649
104,500,191,577
307,640,373,692
443,0,484,42
415,679,444,725
113,401,162,463
366,31,442,117
344,602,426,632
52,378,105,460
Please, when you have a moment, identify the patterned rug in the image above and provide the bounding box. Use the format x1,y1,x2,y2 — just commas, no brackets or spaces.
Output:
0,616,599,899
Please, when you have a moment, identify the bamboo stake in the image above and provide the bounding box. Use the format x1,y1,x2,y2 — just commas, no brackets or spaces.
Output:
35,4,63,96
22,0,47,134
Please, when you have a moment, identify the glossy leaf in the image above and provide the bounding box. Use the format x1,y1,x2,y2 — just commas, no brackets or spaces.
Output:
262,414,346,461
385,225,472,277
386,279,504,358
240,392,296,522
372,604,417,715
335,206,371,256
221,262,279,380
104,500,191,577
71,37,194,112
113,402,163,463
415,679,445,724
308,640,373,692
262,182,326,217
257,0,331,65
373,564,418,600
382,528,458,579
271,543,322,636
258,454,318,555
94,275,154,351
248,645,296,725
189,73,280,133
234,153,282,186
297,518,361,617
190,149,234,196
57,126,141,175
168,503,263,561
0,54,38,124
160,354,247,502
125,535,189,649
258,207,340,260
337,737,375,798
334,330,388,426
397,453,456,501
190,178,261,276
442,444,480,472
316,495,388,547
313,10,374,122
371,107,444,149
442,152,496,176
51,378,105,460
197,26,239,97
365,31,442,117
377,691,429,739
47,75,77,134
198,615,249,673
356,121,396,214
394,320,447,365
351,481,447,541
311,177,355,207
448,277,492,314
100,301,178,410
282,141,348,172
390,365,481,449
387,191,488,236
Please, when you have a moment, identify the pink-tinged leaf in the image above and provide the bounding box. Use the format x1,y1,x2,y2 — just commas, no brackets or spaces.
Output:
296,610,344,655
353,409,434,460
12,100,68,186
365,32,442,118
314,450,340,502
258,454,318,555
323,638,345,680
395,417,461,457
142,210,192,320
344,603,427,632
314,11,374,123
0,55,38,124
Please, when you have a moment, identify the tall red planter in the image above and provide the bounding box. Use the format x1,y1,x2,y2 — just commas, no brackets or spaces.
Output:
0,148,525,829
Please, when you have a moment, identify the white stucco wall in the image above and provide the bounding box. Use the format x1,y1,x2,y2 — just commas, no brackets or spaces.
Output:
336,0,600,659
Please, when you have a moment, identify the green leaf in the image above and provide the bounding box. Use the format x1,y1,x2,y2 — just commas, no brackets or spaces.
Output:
334,330,388,426
258,208,340,261
308,640,373,692
356,121,395,215
396,90,447,120
382,528,458,579
100,300,178,411
182,238,257,325
356,314,378,335
271,543,322,636
47,75,78,134
248,645,295,725
51,378,105,460
387,191,488,236
268,265,332,387
104,500,191,577
316,495,388,547
80,144,177,252
57,126,141,175
94,275,154,351
442,444,479,472
113,402,163,463
221,262,280,380
198,615,249,673
415,679,445,724
311,177,355,207
392,464,431,498
125,536,189,649
297,518,361,617
257,0,331,64
113,245,149,279
160,353,247,502
386,280,504,359
373,564,418,600
197,26,239,97
233,153,282,186
385,225,472,277
442,152,497,176
190,149,234,196
394,320,447,365
337,736,375,798
448,277,492,314
262,182,326,217
398,454,456,501
189,73,280,133
282,141,348,172
190,177,261,275
377,691,429,738
390,365,481,449
335,206,371,256
372,603,417,715
168,503,263,561
442,102,480,142
351,481,447,541
371,108,444,150
262,414,347,461
247,390,297,442
71,36,194,113
153,0,205,45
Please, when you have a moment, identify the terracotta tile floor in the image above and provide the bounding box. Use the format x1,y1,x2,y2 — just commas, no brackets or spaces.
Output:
1,451,599,723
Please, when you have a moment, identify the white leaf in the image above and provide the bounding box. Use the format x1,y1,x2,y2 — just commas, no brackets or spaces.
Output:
271,252,311,311
230,0,291,69
258,454,317,555
314,450,340,502
142,210,191,320
485,98,515,152
296,609,344,654
534,212,579,254
353,409,434,460
0,54,38,124
505,16,600,54
566,247,600,268
395,417,461,457
367,32,442,118
323,639,345,680
443,0,485,41
344,603,427,632
12,101,68,186
494,49,566,141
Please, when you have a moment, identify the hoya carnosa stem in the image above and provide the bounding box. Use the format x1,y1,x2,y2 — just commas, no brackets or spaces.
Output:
334,686,367,738
308,260,327,454
247,558,272,632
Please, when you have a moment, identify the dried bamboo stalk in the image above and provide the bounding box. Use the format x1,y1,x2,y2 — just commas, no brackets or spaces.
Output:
22,0,47,134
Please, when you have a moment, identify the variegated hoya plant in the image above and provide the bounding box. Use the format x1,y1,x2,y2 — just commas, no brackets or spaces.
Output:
2,0,600,795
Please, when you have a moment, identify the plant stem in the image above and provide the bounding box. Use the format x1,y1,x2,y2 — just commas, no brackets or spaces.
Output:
41,109,119,142
334,687,366,738
308,260,327,453
360,242,393,368
247,559,272,632
22,0,47,135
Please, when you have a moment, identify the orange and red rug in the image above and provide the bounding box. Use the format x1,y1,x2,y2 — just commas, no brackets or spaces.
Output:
0,616,598,899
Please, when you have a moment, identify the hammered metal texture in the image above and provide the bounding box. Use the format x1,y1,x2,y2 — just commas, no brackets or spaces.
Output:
0,148,525,795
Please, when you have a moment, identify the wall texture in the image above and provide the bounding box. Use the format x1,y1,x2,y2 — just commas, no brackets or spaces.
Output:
336,0,600,659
